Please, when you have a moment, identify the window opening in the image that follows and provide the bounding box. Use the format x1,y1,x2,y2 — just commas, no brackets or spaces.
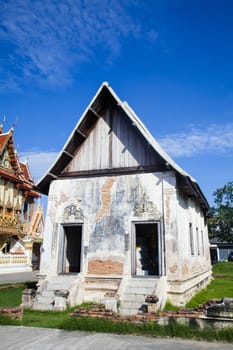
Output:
196,227,200,255
189,223,194,255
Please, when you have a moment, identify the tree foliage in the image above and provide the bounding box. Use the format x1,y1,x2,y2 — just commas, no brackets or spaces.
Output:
208,181,233,242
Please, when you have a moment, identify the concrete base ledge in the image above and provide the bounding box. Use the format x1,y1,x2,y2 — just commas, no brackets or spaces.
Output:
167,270,212,306
0,266,32,274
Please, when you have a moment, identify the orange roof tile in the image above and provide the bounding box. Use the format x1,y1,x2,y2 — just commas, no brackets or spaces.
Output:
19,161,33,183
0,132,10,151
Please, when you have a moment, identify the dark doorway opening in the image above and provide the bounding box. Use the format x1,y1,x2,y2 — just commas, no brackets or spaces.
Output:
32,242,41,270
63,225,82,273
134,223,159,276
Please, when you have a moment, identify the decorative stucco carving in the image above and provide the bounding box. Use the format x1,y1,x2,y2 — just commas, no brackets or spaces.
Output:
63,204,83,222
134,193,161,219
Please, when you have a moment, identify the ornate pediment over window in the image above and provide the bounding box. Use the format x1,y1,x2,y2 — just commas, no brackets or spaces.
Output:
134,193,161,219
63,204,84,222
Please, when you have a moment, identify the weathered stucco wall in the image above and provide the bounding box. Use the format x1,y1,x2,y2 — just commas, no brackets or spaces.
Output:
166,190,211,305
40,172,165,278
176,192,211,278
39,170,211,307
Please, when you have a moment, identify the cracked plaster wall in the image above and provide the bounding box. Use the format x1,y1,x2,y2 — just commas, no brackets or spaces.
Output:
40,172,164,277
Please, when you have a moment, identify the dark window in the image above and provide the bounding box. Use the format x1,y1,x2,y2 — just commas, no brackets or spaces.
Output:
189,223,194,255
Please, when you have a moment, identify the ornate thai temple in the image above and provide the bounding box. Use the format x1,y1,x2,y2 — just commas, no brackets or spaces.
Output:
0,124,44,273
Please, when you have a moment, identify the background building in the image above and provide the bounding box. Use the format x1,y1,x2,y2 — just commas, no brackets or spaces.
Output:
0,125,44,273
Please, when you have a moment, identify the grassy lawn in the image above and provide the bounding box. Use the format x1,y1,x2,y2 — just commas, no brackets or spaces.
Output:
0,264,233,343
0,285,25,307
186,262,233,308
212,261,233,276
186,278,233,308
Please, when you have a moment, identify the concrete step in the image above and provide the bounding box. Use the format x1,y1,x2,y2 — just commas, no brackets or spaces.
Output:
49,275,78,282
47,276,78,289
127,278,157,288
84,285,118,292
119,278,158,316
32,275,79,311
32,302,54,311
84,278,121,290
46,283,68,290
83,277,121,302
121,299,145,308
37,295,54,304
41,290,55,297
127,286,155,294
122,293,147,302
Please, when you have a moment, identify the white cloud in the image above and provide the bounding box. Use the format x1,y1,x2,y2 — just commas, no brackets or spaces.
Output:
0,0,155,90
158,123,233,158
20,151,58,182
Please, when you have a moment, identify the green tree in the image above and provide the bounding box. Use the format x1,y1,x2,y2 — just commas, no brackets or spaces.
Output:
208,181,233,242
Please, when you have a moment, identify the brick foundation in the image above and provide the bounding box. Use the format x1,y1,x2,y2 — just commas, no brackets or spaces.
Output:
88,259,123,275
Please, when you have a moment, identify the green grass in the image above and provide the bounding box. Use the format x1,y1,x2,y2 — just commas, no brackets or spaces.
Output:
0,286,25,307
186,262,233,308
22,309,69,329
212,261,233,276
186,278,233,308
21,311,233,343
163,301,180,311
0,313,21,326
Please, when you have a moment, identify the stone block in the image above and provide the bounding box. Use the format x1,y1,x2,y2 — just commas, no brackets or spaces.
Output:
21,289,36,308
54,289,69,311
104,297,117,313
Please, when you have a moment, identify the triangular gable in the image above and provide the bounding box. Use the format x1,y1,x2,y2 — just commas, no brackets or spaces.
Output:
0,129,22,176
63,102,164,174
0,128,39,198
20,161,34,184
36,82,209,213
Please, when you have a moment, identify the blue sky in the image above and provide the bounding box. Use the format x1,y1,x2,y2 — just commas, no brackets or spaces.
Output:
0,0,233,206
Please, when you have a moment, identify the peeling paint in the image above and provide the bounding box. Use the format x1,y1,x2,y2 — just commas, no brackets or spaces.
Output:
59,193,69,204
96,177,116,221
40,171,211,309
181,263,189,275
169,263,178,273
